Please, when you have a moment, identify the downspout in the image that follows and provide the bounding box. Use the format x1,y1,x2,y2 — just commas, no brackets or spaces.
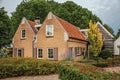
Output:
32,35,36,58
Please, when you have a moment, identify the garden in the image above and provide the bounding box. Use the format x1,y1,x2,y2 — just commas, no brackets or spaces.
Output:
0,57,120,80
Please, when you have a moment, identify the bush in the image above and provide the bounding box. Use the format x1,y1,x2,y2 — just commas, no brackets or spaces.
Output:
58,63,120,80
99,49,112,59
93,62,109,67
0,58,58,79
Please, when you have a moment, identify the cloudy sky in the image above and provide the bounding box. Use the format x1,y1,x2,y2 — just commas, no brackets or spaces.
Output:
0,0,120,34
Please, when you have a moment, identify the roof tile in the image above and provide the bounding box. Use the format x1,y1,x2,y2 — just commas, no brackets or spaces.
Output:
27,20,38,34
56,16,86,41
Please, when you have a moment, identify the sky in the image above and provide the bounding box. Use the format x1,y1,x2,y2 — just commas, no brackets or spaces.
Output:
0,0,120,34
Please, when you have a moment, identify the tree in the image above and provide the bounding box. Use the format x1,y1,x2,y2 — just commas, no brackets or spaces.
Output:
87,20,103,57
11,0,102,37
103,24,114,36
116,29,120,39
0,7,11,49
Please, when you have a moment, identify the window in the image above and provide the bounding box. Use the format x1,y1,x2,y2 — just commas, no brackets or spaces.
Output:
75,47,82,56
37,48,43,59
47,48,54,59
46,25,53,36
18,49,22,57
21,29,26,39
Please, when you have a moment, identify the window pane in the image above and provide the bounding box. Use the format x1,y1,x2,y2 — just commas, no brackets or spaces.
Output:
38,49,42,58
22,30,26,38
48,49,54,58
18,49,22,57
46,25,53,36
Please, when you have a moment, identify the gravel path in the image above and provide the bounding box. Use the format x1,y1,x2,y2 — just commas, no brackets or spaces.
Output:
1,74,60,80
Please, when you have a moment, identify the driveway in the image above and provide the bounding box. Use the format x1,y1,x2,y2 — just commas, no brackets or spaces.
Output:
1,74,59,80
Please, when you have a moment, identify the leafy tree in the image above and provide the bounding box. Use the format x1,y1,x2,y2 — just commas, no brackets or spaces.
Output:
116,29,120,39
103,24,114,36
87,20,103,57
0,7,11,49
11,0,102,37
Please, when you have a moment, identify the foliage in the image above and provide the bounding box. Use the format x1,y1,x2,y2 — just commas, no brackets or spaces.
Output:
0,48,8,58
103,24,114,36
93,62,109,67
0,7,11,48
0,58,58,78
87,20,103,57
99,49,112,59
116,29,120,39
58,62,120,80
11,0,102,37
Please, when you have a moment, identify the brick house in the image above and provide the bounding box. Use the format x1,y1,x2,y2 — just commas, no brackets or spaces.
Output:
13,12,88,60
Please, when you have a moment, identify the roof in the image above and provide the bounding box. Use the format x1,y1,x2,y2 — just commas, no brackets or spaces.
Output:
96,22,114,38
27,20,38,34
55,16,86,41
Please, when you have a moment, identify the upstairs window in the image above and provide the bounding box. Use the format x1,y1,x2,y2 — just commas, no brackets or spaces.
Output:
21,29,26,39
46,25,54,36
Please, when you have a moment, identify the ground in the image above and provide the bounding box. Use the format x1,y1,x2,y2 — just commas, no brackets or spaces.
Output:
1,67,120,80
1,75,59,80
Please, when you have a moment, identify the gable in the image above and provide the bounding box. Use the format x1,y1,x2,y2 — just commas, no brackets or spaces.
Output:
13,17,37,39
96,22,114,39
55,16,86,41
115,36,120,43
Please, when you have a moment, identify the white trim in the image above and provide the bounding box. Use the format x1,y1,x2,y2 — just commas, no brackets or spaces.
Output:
46,25,54,36
34,35,37,43
37,48,43,59
96,22,114,38
47,48,54,60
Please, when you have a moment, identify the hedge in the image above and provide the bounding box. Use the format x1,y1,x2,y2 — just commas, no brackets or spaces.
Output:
0,58,58,78
58,63,120,80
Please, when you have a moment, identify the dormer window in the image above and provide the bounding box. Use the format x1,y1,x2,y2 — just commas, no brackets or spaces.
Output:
46,25,54,36
21,29,26,39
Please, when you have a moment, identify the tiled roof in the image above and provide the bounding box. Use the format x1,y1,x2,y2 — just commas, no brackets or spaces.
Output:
27,20,38,34
56,16,86,41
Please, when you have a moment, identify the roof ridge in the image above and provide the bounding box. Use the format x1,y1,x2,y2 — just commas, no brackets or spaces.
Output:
55,16,78,29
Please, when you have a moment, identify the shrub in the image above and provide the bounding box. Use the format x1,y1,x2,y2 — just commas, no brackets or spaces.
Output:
99,49,112,59
93,62,109,67
58,63,120,80
0,58,58,79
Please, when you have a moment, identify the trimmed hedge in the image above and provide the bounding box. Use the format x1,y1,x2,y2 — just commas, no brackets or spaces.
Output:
58,63,120,80
0,58,58,78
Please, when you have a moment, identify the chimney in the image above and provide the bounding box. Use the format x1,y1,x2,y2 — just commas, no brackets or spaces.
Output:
34,17,40,24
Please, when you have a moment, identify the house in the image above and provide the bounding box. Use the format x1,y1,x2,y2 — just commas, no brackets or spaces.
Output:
96,22,114,53
13,17,38,57
13,12,88,60
80,22,114,54
114,36,120,55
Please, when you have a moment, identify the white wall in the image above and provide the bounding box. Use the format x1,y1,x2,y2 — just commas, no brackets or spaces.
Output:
114,36,120,55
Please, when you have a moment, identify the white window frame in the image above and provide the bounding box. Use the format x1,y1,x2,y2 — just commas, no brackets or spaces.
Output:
17,48,22,57
46,25,54,37
21,29,26,39
37,48,43,59
47,48,54,60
